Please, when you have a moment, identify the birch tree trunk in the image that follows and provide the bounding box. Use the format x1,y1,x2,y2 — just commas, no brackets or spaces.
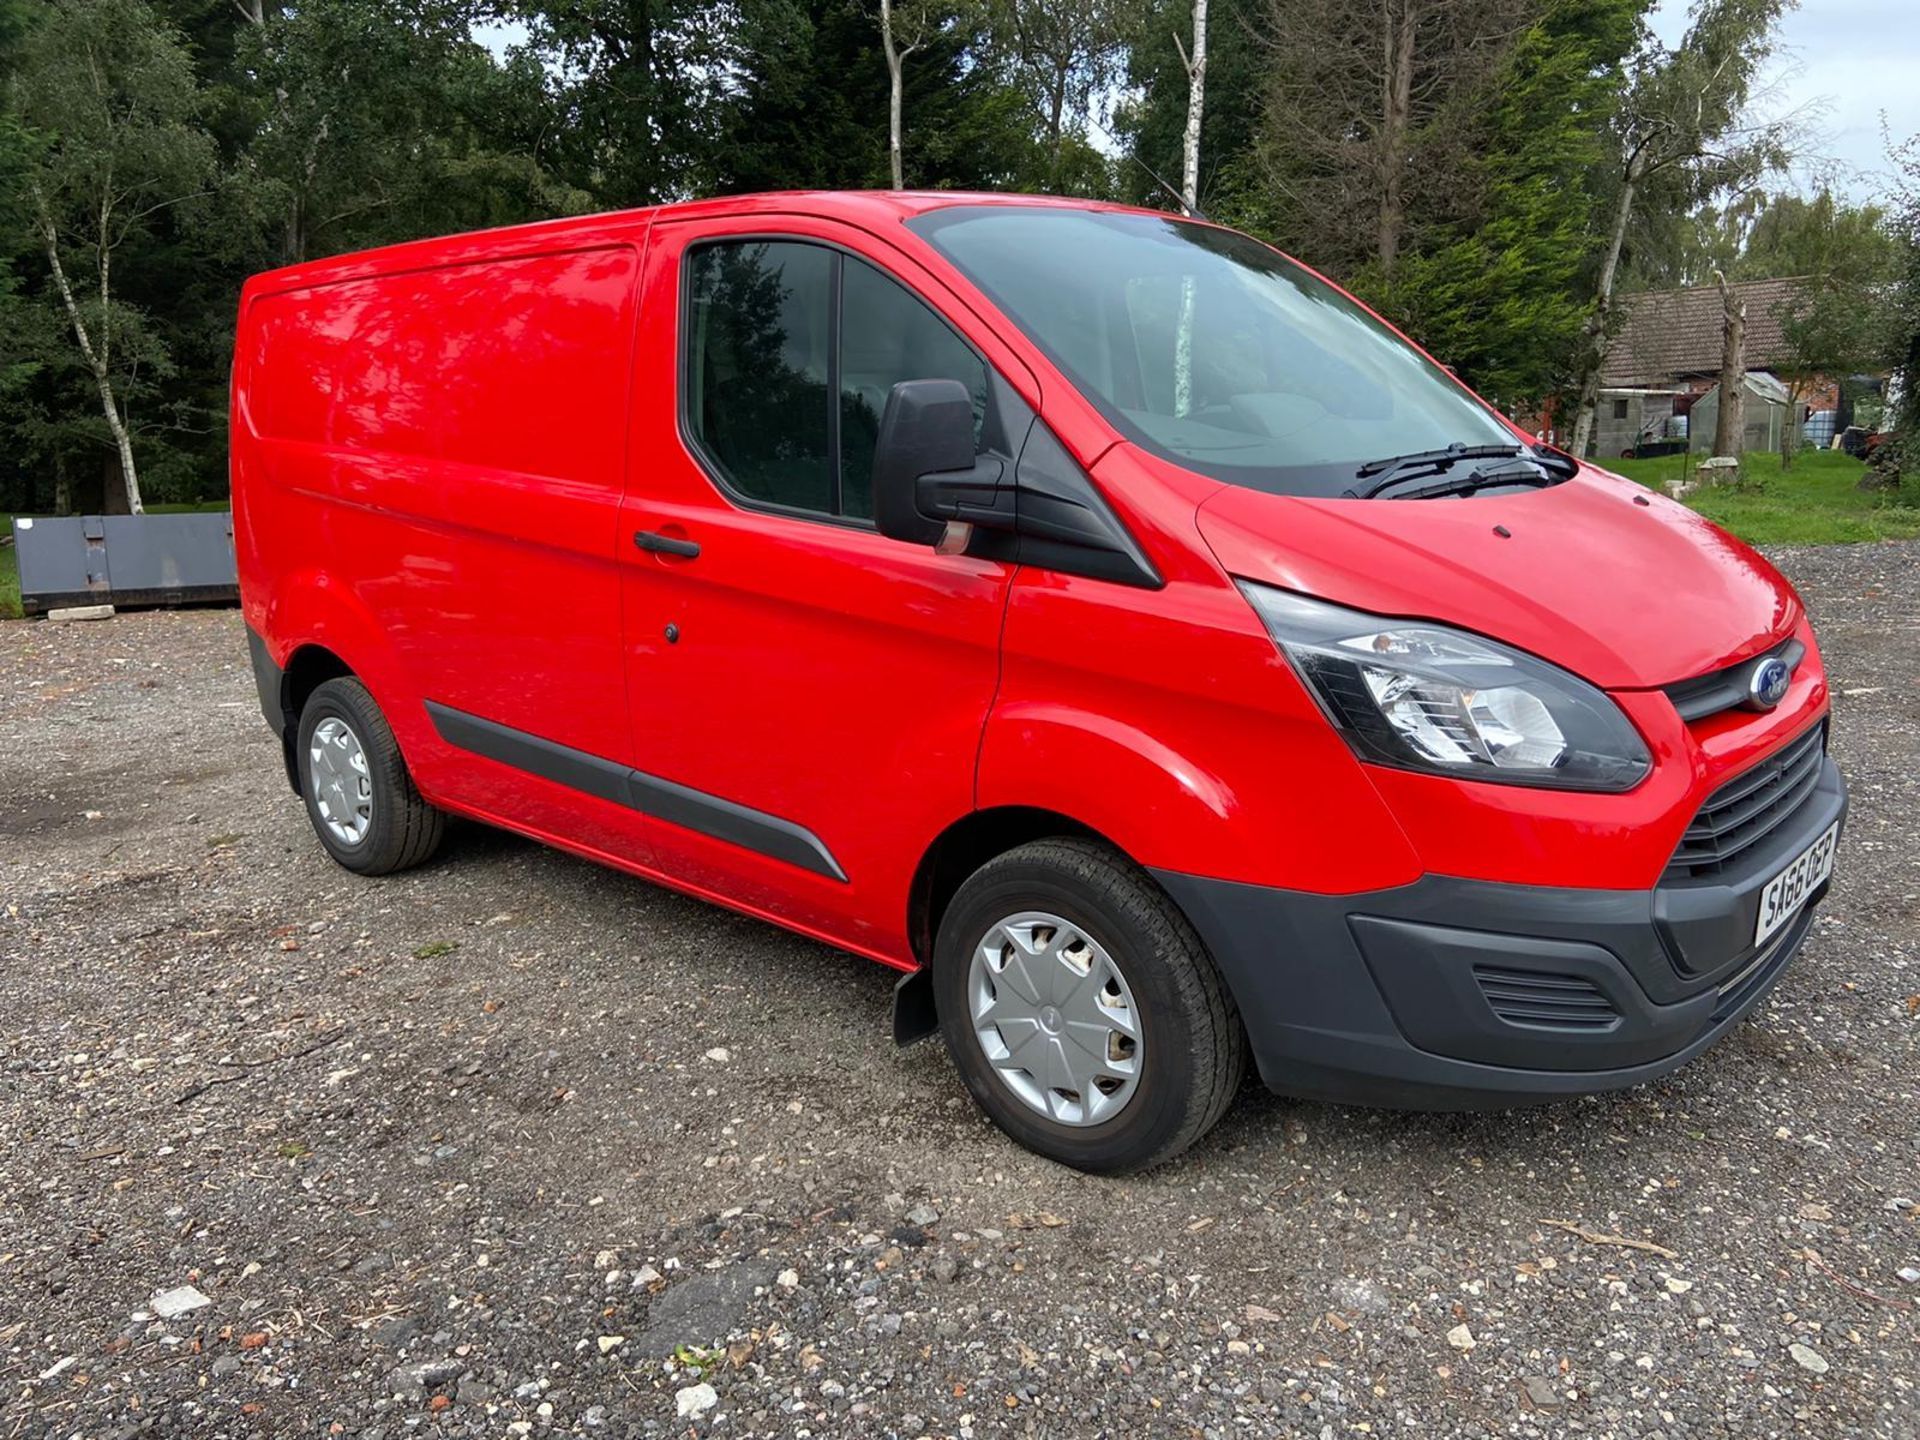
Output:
1180,0,1208,211
34,198,145,514
1567,154,1642,458
1712,268,1746,459
881,0,906,189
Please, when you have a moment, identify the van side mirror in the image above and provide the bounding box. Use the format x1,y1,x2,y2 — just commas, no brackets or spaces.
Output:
871,379,1006,546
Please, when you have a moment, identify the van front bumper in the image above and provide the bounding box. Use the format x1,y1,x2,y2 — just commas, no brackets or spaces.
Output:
1153,756,1847,1109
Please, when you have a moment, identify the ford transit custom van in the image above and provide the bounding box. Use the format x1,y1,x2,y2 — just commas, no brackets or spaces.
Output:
233,193,1845,1171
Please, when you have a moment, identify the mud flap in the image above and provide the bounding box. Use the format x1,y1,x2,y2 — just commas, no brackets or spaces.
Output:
892,965,938,1046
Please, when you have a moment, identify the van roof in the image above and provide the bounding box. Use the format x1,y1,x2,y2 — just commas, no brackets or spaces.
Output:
240,190,1174,299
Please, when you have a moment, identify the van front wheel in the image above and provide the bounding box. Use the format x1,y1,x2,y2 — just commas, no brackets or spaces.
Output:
296,678,444,875
933,839,1245,1173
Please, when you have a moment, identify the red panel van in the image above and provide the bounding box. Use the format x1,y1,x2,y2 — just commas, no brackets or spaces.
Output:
233,193,1845,1171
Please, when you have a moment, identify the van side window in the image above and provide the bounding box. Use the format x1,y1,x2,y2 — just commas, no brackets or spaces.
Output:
839,257,987,519
686,242,835,514
684,239,985,522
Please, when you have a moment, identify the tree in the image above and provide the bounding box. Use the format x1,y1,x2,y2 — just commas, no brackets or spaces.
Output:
1871,130,1920,488
0,0,29,207
880,0,944,188
1251,0,1541,282
1711,267,1745,457
1228,0,1636,411
715,0,1036,194
509,0,738,206
1117,0,1262,216
1740,191,1897,280
239,1,582,266
1637,188,1898,288
10,0,220,513
1757,193,1898,467
1565,0,1794,457
987,0,1132,189
1177,0,1205,211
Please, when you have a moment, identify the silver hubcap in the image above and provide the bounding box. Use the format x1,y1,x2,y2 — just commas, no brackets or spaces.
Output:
967,911,1143,1127
309,716,373,846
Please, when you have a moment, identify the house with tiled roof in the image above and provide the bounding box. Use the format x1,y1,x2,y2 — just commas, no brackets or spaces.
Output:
1602,277,1807,389
1589,276,1821,458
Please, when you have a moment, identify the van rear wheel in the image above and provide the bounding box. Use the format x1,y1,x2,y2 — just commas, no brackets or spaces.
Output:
296,678,444,875
933,838,1245,1173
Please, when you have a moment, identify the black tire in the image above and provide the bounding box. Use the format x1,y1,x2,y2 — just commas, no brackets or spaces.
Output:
933,838,1245,1173
295,677,444,876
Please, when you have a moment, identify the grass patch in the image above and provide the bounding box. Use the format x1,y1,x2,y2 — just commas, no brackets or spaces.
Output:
0,526,17,621
1602,448,1920,546
0,501,229,620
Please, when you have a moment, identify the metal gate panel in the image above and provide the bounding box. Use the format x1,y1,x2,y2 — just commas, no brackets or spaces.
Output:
11,511,237,614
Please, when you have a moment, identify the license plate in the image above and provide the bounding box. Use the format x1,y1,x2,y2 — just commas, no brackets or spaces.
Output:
1753,821,1839,947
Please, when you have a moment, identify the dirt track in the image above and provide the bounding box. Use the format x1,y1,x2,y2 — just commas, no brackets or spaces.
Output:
2,541,1918,1438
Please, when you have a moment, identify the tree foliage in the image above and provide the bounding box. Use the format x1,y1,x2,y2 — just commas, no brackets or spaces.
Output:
1647,187,1900,287
1116,0,1261,215
1878,135,1920,483
7,0,220,511
0,0,1892,510
1230,0,1639,409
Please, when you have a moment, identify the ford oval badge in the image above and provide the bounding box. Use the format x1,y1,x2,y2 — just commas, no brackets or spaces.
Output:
1746,656,1791,710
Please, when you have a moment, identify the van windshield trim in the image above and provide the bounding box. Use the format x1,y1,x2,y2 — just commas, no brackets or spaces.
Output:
907,206,1530,500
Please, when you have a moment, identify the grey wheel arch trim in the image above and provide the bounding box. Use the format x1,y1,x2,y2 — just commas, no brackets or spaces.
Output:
246,625,301,793
422,700,847,882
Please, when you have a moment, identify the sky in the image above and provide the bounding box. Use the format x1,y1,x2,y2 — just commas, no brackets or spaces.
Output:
1648,0,1919,203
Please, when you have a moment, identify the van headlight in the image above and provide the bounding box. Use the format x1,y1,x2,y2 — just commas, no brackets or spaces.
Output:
1240,582,1650,792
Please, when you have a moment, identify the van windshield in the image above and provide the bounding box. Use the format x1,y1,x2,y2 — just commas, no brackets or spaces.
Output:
910,206,1526,498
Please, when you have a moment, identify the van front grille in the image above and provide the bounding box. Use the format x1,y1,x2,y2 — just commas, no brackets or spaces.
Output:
1472,967,1620,1031
1663,637,1804,722
1666,723,1826,880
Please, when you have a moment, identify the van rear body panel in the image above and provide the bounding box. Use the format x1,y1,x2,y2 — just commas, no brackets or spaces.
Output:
236,231,652,862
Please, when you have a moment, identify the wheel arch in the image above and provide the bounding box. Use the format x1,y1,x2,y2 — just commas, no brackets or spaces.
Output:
262,642,357,792
894,805,1137,1045
257,574,414,792
908,806,1120,964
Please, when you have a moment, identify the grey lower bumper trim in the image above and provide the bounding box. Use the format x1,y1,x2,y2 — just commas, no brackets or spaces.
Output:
1152,759,1846,1109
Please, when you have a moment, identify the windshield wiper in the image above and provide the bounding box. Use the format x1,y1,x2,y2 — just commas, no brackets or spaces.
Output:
1344,443,1527,499
1370,462,1556,502
1346,441,1578,499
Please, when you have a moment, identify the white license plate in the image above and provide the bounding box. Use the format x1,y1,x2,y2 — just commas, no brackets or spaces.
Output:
1753,821,1839,947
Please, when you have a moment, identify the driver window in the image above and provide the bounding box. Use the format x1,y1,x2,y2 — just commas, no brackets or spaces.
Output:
685,239,987,523
838,257,987,519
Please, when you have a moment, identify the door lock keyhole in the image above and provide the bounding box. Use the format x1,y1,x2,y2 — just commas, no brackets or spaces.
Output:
664,623,680,645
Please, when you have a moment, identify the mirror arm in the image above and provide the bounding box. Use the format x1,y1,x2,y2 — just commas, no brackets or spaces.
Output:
913,457,1013,532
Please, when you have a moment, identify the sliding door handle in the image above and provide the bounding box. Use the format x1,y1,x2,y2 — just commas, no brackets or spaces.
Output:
633,530,701,559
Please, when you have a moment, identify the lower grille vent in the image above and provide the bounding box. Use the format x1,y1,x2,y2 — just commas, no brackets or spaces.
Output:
1473,966,1621,1031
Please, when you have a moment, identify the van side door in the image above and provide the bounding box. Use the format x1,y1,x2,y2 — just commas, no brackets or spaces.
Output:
617,215,1038,959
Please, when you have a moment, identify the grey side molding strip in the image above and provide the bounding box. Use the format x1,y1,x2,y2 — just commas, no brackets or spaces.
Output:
423,701,847,882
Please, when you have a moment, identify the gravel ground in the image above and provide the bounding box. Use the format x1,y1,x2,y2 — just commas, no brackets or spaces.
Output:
2,542,1917,1440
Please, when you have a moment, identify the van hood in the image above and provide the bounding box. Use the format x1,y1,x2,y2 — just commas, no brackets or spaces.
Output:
1194,467,1801,689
